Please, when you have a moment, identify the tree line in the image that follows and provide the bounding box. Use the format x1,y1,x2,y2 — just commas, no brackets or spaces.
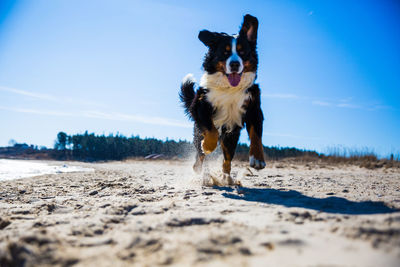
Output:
53,131,319,161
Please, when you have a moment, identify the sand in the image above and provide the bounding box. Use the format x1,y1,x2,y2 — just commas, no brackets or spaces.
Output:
0,159,399,267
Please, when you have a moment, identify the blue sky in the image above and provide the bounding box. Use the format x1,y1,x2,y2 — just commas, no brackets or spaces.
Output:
0,0,399,157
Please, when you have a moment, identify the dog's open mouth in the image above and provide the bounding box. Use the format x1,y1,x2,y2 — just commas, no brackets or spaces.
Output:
226,72,242,87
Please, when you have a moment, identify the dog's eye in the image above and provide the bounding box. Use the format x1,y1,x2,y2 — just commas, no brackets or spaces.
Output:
224,51,229,56
239,51,245,55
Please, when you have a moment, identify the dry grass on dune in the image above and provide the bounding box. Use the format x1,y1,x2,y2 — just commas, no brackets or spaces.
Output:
265,155,400,170
234,146,400,170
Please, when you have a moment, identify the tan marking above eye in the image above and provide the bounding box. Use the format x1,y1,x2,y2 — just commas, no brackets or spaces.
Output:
225,45,231,51
216,61,225,71
237,44,242,50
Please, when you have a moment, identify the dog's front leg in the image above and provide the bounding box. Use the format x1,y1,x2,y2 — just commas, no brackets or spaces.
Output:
247,124,266,169
245,108,266,170
244,84,266,170
201,125,219,154
220,128,241,184
191,90,219,155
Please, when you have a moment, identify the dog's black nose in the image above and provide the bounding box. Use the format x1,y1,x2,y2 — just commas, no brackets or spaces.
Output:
229,61,240,72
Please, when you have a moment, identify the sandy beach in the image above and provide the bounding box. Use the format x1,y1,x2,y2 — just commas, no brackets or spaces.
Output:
1,159,399,266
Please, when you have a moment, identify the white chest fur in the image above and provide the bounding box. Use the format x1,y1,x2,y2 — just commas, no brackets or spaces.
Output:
200,72,256,132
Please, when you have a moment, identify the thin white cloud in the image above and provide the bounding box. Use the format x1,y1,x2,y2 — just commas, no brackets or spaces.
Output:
0,106,74,116
0,85,191,128
263,131,322,140
0,85,105,107
339,97,353,103
263,93,299,99
312,100,332,106
0,86,56,101
0,106,191,128
264,91,393,111
83,110,191,128
368,104,393,111
336,103,362,109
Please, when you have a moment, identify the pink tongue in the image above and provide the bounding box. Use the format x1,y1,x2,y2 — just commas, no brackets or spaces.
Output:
227,73,241,87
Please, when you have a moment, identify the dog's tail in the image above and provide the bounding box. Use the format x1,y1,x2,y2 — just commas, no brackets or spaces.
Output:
179,73,196,118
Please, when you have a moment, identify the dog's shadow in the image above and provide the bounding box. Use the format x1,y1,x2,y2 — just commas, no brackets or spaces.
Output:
216,186,399,215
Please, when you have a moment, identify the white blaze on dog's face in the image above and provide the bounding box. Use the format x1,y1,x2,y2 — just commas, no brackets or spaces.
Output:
198,15,258,92
225,37,244,86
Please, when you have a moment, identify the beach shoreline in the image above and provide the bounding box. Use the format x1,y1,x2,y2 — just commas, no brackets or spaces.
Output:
0,159,94,181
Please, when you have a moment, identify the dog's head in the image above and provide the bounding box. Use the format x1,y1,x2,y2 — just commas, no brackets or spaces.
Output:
199,14,258,89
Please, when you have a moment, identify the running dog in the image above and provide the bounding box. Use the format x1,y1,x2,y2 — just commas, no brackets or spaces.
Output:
180,14,265,184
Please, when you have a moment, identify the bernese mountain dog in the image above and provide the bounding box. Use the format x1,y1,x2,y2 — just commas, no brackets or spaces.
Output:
180,14,265,185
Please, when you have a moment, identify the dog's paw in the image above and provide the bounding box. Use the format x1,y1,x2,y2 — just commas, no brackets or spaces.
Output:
193,163,202,174
202,171,221,187
222,173,235,185
222,174,242,186
193,157,204,174
202,176,213,186
249,155,266,170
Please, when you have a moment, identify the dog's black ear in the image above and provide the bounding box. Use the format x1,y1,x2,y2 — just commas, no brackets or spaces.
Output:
239,14,258,43
198,30,219,47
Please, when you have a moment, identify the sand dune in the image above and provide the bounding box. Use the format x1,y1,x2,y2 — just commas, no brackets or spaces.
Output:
0,159,399,266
